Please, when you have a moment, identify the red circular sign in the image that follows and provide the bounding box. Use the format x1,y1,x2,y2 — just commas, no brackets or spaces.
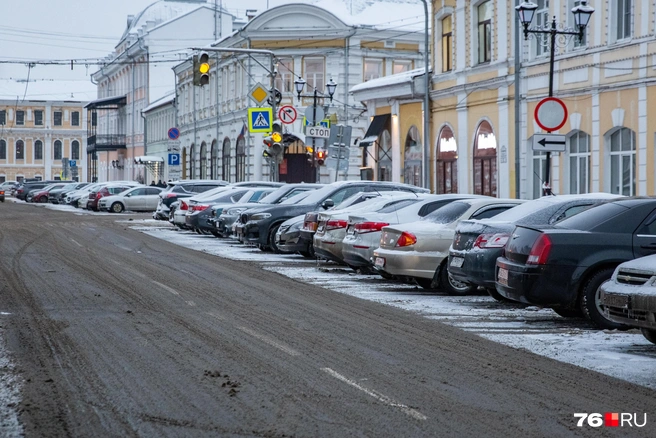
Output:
278,105,297,124
534,97,568,132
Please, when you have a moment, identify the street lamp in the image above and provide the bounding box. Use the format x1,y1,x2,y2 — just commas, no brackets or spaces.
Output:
516,0,594,195
294,76,338,175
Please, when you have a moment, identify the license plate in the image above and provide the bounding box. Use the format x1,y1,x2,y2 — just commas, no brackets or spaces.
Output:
347,225,355,235
498,268,509,286
375,257,385,267
317,225,324,233
604,293,629,308
450,257,464,268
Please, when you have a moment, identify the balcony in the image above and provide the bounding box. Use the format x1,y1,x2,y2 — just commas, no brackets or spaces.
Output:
86,134,127,153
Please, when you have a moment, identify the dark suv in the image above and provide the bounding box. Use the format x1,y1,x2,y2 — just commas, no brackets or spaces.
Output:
15,180,74,201
154,180,229,220
237,181,429,252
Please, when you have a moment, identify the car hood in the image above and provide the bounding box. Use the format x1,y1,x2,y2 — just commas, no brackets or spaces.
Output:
616,254,656,273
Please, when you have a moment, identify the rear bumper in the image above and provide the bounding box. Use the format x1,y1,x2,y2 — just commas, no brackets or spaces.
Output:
448,248,499,289
372,247,442,279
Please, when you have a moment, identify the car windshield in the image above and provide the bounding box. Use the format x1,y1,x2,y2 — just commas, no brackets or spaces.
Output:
280,191,313,205
421,201,471,224
486,197,558,223
293,185,346,205
376,199,419,214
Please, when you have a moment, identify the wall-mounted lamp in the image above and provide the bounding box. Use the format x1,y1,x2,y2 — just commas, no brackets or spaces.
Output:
111,160,124,169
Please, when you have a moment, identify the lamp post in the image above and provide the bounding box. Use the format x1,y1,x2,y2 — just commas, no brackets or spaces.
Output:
294,77,337,180
516,0,594,195
420,0,430,191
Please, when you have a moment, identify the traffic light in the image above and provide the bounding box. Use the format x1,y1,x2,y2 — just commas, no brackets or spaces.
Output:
316,149,326,166
271,120,283,157
262,149,272,159
193,52,210,86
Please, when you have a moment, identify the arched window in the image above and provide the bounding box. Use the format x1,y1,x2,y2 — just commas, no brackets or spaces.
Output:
54,140,63,160
403,125,422,187
235,136,246,182
200,142,207,179
16,140,24,160
608,127,635,196
188,144,195,179
435,126,457,193
34,140,43,160
0,139,7,160
568,131,590,194
222,137,231,182
210,140,218,179
71,140,80,160
473,121,497,196
181,148,187,180
377,130,392,181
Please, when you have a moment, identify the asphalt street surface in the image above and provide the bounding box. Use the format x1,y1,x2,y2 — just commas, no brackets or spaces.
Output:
1,203,655,437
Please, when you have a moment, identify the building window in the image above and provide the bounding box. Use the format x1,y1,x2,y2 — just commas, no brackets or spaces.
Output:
54,140,62,160
442,15,453,72
403,126,422,187
54,111,62,126
377,130,392,182
534,0,550,57
236,136,246,182
364,59,383,81
35,140,43,160
473,121,497,196
16,111,25,125
436,126,458,193
477,1,493,64
199,142,207,179
275,59,293,93
189,144,195,179
35,110,43,126
0,110,5,125
532,150,548,199
393,60,412,74
568,131,590,194
211,140,218,179
616,0,632,40
608,127,635,195
304,58,325,92
71,140,80,160
16,140,24,160
0,139,6,159
71,111,80,126
222,137,231,182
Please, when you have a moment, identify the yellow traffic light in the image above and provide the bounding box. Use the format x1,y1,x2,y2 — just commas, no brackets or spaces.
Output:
199,62,210,74
193,53,210,86
271,132,282,143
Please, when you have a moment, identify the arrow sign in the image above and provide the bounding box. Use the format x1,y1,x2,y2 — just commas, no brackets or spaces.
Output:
532,134,566,152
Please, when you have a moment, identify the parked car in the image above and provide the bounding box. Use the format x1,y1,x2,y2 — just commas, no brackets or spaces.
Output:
0,188,4,202
373,198,524,292
212,183,323,237
600,254,656,344
275,214,311,256
238,181,429,252
28,183,72,203
16,180,73,201
48,182,89,204
495,197,656,329
98,186,163,213
342,194,485,273
154,179,229,220
87,184,138,211
66,181,137,206
449,193,620,300
0,181,17,196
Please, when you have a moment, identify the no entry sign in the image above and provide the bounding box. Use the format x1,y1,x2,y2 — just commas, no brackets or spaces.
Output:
534,97,568,132
278,105,298,124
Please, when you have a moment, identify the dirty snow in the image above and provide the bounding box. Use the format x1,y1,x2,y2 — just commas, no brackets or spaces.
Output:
0,315,23,438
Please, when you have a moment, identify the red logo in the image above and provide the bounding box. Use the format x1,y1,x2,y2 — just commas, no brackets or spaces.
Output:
605,412,619,427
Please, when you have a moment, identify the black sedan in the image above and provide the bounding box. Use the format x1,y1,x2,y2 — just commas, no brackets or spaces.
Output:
495,197,656,329
449,193,619,299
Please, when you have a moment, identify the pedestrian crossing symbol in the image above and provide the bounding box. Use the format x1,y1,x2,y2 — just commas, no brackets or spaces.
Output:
248,108,273,133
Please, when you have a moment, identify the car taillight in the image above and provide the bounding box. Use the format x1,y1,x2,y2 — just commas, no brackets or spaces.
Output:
303,221,318,231
473,233,510,249
166,193,177,198
395,231,417,247
354,222,389,233
325,219,348,230
527,234,552,265
180,201,188,211
192,204,209,212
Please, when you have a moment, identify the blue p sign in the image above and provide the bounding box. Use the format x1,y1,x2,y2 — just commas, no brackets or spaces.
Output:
168,153,180,166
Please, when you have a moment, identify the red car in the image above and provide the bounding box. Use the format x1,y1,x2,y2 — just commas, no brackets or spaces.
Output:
86,185,133,211
30,188,52,203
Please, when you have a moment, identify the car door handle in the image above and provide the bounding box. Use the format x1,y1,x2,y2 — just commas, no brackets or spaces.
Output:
640,243,656,249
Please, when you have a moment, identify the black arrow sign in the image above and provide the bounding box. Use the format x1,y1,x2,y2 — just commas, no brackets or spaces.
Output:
538,138,566,147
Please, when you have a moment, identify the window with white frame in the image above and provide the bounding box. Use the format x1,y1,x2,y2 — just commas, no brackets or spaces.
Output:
0,139,6,159
568,131,590,194
477,1,493,64
304,58,325,92
34,140,43,160
609,127,635,195
275,59,293,93
393,60,412,74
364,59,383,81
615,0,632,41
54,140,62,160
569,0,588,48
72,140,80,160
442,15,453,72
532,150,548,199
222,68,228,103
534,0,550,57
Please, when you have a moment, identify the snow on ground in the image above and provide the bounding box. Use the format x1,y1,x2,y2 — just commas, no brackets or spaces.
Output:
0,315,23,438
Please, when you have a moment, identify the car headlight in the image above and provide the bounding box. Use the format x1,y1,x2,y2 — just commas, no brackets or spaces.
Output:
226,207,246,215
250,212,272,221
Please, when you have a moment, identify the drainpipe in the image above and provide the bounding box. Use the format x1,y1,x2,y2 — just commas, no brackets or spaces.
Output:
514,0,521,198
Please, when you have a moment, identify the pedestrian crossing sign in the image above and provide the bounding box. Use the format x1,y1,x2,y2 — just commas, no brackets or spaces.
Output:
248,108,273,133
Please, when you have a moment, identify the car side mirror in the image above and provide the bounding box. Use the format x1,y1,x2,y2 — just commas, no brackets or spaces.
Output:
322,199,334,209
125,193,132,197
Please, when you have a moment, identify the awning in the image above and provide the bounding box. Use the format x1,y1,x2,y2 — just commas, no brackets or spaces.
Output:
359,114,390,147
283,131,305,144
84,95,127,109
134,155,164,164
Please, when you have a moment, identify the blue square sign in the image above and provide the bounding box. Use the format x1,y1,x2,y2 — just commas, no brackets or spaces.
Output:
168,153,180,166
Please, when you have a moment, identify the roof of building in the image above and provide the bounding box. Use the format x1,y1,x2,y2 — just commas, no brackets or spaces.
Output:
143,91,176,113
120,0,209,42
350,67,426,93
0,79,95,103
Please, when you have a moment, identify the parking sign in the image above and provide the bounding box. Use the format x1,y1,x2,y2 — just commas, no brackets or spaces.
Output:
168,153,180,166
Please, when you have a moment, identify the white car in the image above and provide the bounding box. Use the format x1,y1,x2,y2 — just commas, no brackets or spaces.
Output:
99,186,163,213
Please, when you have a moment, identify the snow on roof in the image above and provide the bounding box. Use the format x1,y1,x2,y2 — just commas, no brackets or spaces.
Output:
0,79,95,102
316,0,426,32
350,67,425,93
121,0,208,42
143,91,176,113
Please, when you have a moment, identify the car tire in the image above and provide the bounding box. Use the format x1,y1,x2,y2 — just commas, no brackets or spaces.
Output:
580,268,629,330
39,196,47,203
641,328,656,345
268,223,282,254
487,287,512,302
440,263,477,296
552,308,584,318
111,202,124,213
210,230,221,238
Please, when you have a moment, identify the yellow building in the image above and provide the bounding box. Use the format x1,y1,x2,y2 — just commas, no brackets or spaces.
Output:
0,100,87,183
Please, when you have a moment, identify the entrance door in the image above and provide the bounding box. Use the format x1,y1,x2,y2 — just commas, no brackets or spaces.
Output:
280,154,316,183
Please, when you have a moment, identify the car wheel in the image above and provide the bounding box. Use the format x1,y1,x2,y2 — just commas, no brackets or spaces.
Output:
111,202,124,213
268,224,282,254
580,268,629,330
199,228,212,235
641,328,656,345
552,308,584,318
486,287,513,302
440,263,477,296
39,196,47,203
211,230,221,238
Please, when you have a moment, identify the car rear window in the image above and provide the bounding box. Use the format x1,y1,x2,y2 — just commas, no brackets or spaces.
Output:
485,197,555,223
422,201,470,224
555,202,628,230
377,199,418,213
